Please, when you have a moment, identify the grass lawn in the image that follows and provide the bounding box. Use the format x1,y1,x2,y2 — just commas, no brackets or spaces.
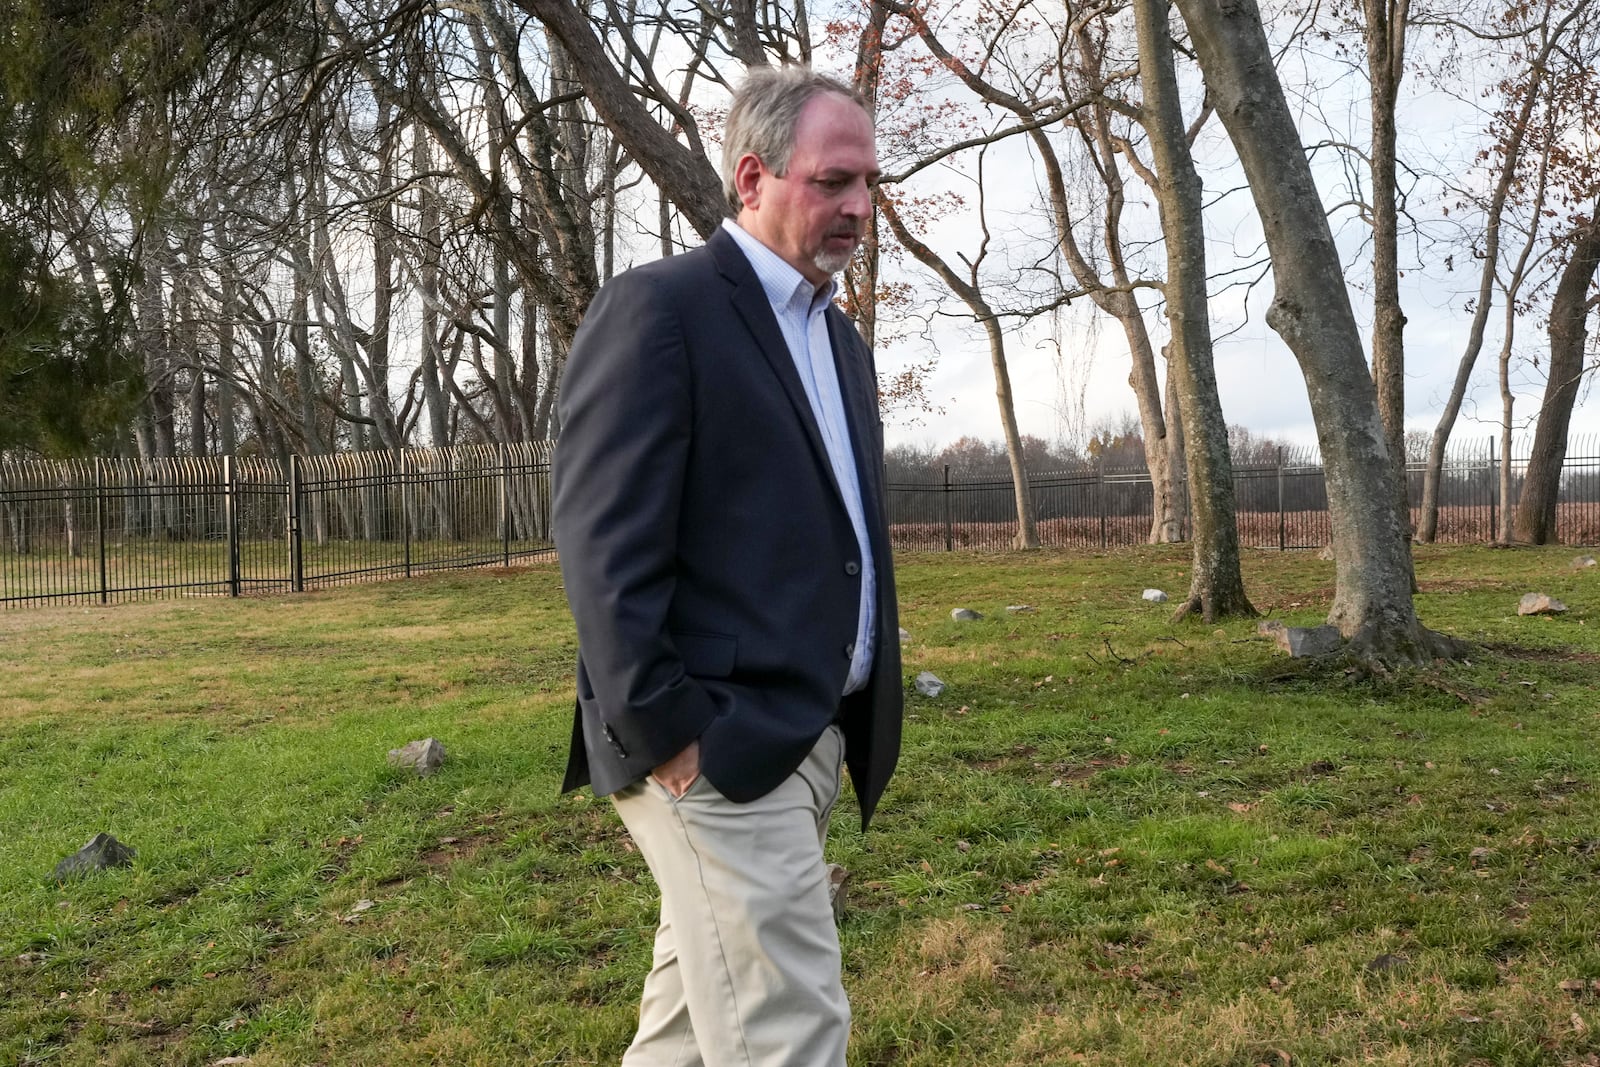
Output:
4,545,1600,1065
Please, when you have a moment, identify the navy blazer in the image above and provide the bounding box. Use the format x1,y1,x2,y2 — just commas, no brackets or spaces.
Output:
552,228,903,828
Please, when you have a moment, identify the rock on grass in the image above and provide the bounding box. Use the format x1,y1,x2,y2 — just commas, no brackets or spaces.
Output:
52,833,135,882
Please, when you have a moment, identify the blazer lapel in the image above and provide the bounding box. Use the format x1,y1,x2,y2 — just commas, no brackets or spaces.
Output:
712,231,845,505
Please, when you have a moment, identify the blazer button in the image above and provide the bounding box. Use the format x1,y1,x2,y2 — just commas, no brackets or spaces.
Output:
844,561,860,576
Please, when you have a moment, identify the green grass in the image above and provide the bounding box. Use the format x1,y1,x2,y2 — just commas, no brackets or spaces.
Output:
4,545,1600,1065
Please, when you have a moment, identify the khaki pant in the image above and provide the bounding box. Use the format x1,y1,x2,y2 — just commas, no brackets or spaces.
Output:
612,726,849,1067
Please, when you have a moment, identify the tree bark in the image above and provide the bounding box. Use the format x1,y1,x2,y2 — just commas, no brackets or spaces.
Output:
414,125,451,450
1172,0,1459,665
1133,0,1254,622
1364,0,1411,542
1105,292,1183,543
180,275,207,456
213,219,238,457
1513,219,1600,544
1498,306,1516,545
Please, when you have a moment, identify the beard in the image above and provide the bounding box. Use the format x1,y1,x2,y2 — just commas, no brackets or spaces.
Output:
812,237,860,277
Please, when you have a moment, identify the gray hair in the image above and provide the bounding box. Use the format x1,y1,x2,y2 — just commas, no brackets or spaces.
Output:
721,65,867,214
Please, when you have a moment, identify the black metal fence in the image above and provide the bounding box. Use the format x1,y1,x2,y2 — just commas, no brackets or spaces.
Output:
10,435,1600,607
887,436,1600,551
1,443,554,608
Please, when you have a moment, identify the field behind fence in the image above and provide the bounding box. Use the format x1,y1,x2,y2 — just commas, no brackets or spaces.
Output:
6,436,1600,608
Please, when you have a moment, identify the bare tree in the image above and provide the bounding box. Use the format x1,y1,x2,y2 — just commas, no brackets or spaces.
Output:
1514,214,1600,543
883,0,1189,543
1418,0,1593,540
878,174,1041,549
1172,0,1460,663
1133,0,1255,622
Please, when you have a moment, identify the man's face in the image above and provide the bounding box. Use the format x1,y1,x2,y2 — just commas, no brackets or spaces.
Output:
736,92,880,286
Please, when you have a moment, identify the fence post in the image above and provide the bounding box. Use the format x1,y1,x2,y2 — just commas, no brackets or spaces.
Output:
287,454,304,593
500,442,512,566
95,459,108,605
224,455,240,597
402,448,413,578
1277,447,1286,551
942,464,953,552
1487,436,1498,543
1098,463,1107,550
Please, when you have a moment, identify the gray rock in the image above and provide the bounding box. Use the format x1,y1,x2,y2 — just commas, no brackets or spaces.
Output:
1365,953,1409,974
898,627,912,643
388,737,446,777
1517,592,1568,616
914,671,946,697
1273,625,1344,658
1005,604,1036,614
1574,556,1597,570
52,833,135,882
1141,588,1168,603
1318,544,1336,561
827,863,850,923
950,608,983,621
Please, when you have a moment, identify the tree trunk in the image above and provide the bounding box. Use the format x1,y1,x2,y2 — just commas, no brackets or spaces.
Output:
138,250,176,462
136,240,177,541
1498,314,1515,545
1172,0,1459,665
181,280,207,456
1164,358,1188,537
518,210,544,440
846,2,891,353
472,25,522,445
415,124,451,450
1133,0,1254,622
290,245,321,455
1364,0,1411,542
365,100,403,462
213,219,238,457
1103,292,1183,543
1513,220,1600,544
981,312,1041,551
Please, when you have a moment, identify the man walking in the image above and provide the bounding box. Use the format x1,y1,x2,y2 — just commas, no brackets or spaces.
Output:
552,65,903,1066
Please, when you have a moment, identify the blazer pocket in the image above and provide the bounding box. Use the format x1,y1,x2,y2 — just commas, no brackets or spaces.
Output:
671,630,737,678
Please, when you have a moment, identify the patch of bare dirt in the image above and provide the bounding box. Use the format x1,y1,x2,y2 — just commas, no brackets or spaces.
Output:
1477,640,1600,664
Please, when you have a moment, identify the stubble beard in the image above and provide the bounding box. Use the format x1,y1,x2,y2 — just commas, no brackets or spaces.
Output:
813,244,857,277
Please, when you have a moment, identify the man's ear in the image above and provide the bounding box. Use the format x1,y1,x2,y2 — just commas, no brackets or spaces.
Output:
733,153,765,211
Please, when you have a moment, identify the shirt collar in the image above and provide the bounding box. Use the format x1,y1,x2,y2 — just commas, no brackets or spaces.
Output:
722,219,836,315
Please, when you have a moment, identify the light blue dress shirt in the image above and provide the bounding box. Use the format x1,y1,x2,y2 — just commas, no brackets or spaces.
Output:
721,219,877,695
